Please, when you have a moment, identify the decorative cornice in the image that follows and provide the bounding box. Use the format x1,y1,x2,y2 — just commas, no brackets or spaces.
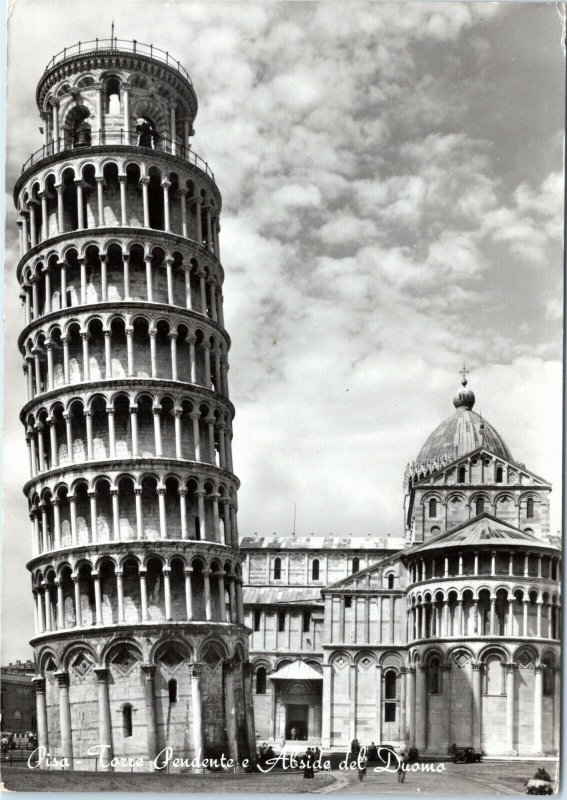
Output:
16,144,218,206
22,455,240,496
27,535,241,571
16,226,223,283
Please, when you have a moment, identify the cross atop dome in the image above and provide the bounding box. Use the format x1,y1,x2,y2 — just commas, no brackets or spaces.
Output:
454,364,475,410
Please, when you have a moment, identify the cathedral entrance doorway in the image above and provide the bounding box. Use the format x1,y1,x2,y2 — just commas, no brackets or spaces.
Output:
286,703,309,739
269,660,324,742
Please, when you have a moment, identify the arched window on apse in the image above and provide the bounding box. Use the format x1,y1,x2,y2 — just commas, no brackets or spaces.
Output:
527,498,535,519
312,559,320,581
384,670,397,722
352,557,360,574
168,678,177,703
476,497,485,515
429,498,437,518
273,558,281,580
256,667,267,695
387,574,395,589
458,466,467,483
496,467,504,483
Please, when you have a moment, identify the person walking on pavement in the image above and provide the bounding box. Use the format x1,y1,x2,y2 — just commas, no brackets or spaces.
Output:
397,752,407,783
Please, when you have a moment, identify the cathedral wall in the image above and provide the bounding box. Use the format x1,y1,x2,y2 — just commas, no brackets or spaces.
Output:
242,550,396,588
247,610,321,653
330,662,349,745
252,685,273,741
354,661,375,742
414,484,552,541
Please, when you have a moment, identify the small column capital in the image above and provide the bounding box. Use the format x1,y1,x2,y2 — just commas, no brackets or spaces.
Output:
94,667,110,681
32,676,46,694
141,664,156,680
472,661,484,672
54,670,70,688
505,663,519,673
190,663,203,678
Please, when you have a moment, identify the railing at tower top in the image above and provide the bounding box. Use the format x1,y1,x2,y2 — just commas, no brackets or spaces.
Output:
19,131,215,181
43,38,192,84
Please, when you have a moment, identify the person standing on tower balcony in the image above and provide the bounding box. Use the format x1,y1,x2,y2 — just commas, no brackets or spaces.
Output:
136,118,155,149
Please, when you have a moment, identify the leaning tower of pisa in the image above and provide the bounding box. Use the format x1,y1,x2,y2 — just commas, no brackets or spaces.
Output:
14,37,255,770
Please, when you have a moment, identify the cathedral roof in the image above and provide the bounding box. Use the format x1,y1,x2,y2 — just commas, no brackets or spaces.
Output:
406,513,558,555
243,587,323,605
240,535,404,551
415,376,512,467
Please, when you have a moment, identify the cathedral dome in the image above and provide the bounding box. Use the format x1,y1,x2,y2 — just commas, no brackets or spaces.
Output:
416,377,513,465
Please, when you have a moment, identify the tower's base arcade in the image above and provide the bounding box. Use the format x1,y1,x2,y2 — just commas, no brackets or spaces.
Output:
33,627,256,771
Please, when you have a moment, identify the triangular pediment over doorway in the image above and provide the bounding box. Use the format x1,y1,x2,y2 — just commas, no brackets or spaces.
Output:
268,660,323,681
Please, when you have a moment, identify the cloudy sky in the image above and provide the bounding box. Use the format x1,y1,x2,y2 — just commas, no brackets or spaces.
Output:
2,1,563,659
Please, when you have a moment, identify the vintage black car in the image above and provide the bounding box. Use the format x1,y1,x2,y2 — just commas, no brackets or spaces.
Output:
453,747,482,764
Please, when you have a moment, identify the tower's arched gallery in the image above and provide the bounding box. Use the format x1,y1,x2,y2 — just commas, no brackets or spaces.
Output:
13,38,560,770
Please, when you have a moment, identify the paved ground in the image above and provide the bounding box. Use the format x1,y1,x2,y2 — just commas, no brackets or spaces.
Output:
329,760,560,796
1,767,334,794
1,759,559,795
